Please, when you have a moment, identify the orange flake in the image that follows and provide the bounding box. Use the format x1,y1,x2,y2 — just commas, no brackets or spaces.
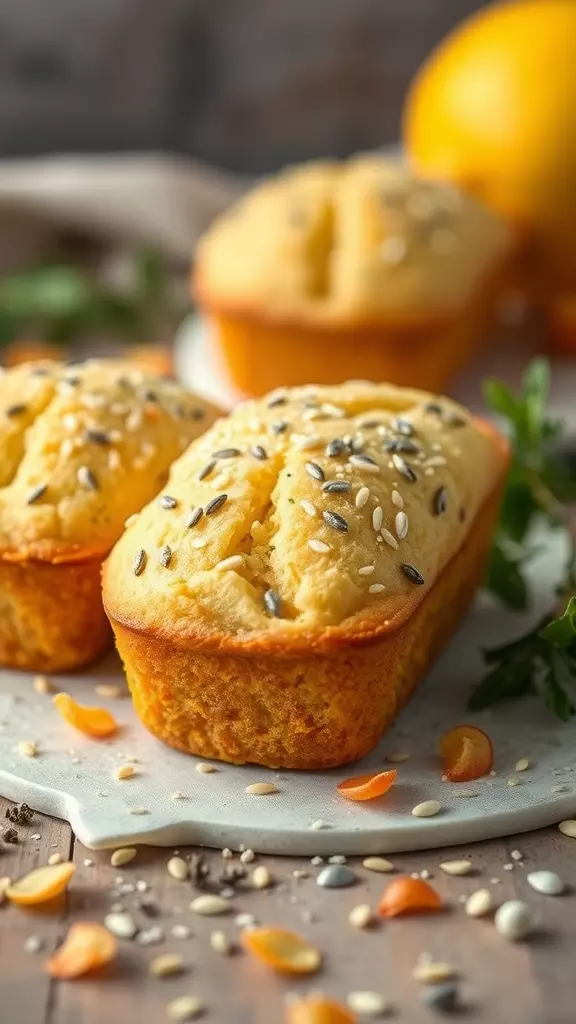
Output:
337,769,397,802
378,876,442,918
46,922,117,978
53,693,117,738
241,927,321,975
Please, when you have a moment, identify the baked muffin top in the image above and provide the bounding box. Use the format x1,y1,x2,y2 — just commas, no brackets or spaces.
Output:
0,359,219,561
104,380,507,652
194,155,512,324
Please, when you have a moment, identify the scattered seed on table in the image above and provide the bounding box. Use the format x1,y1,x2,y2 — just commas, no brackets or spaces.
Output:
317,865,356,888
385,750,410,763
48,853,62,866
166,995,204,1021
507,775,520,787
167,856,189,881
421,982,460,1014
111,848,137,868
24,935,44,954
465,889,494,918
363,856,395,873
310,819,327,831
246,782,278,795
210,930,232,954
439,860,472,877
412,800,442,818
527,870,565,896
149,953,184,977
515,758,530,772
240,849,255,864
252,866,272,889
413,961,455,984
234,912,256,928
494,900,536,941
114,764,135,780
348,904,373,929
329,855,347,864
17,740,37,758
104,912,138,939
558,819,576,838
191,894,230,916
347,991,389,1017
33,674,54,695
171,924,191,940
196,762,216,774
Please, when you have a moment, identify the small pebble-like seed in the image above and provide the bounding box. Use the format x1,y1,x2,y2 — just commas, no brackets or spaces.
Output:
240,849,255,864
245,782,278,795
421,983,459,1014
439,860,472,876
494,900,536,940
465,888,494,918
317,865,356,888
95,684,123,699
48,853,62,866
24,935,44,954
252,866,272,889
363,856,395,873
166,995,204,1021
359,565,375,576
558,819,576,838
385,750,410,763
149,953,184,977
171,924,191,940
234,912,256,928
507,775,520,787
210,930,232,954
17,740,37,757
412,800,442,818
190,894,230,916
196,762,216,774
111,848,137,868
137,926,165,946
346,991,389,1016
527,870,565,896
310,819,327,831
104,912,138,939
515,758,530,772
413,961,455,984
348,904,373,929
33,674,54,694
167,856,189,881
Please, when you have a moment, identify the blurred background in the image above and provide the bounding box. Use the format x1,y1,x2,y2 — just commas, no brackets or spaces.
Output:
0,0,574,425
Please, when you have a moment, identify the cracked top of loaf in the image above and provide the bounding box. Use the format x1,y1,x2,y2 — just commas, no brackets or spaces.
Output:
194,155,512,323
0,359,219,562
103,379,507,650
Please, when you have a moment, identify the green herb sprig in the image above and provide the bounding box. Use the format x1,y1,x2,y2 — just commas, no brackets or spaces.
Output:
469,359,576,718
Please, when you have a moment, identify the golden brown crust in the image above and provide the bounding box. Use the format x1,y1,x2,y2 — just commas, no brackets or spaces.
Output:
109,475,503,768
0,358,221,671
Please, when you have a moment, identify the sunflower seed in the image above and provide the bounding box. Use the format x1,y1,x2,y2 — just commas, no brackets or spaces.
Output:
212,447,241,459
185,506,203,529
250,445,268,460
323,510,348,532
104,912,138,939
305,461,325,482
26,484,47,505
271,420,289,435
77,466,99,491
433,487,448,516
394,417,414,437
384,437,420,454
251,866,272,890
439,859,472,876
263,589,282,617
159,495,178,510
205,494,228,516
111,848,138,868
321,480,351,493
133,549,147,576
402,563,425,585
267,392,287,408
159,545,172,568
350,453,380,473
167,856,189,881
392,453,417,482
198,460,216,481
85,428,110,446
326,438,347,458
6,403,27,417
413,961,455,984
363,857,395,873
149,953,184,977
395,511,409,538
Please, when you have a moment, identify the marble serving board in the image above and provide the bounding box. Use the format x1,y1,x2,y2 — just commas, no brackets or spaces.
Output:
0,531,574,854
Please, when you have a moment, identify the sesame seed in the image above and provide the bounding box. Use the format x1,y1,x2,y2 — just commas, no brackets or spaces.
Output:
26,484,47,505
358,565,375,576
250,445,267,460
159,545,172,568
300,499,316,517
212,447,241,459
198,460,216,481
385,437,420,454
263,589,282,617
372,506,383,531
369,583,386,594
381,529,399,550
185,506,203,529
84,428,110,446
350,453,380,473
322,480,351,493
309,538,330,554
216,555,245,571
391,489,404,509
394,417,414,437
305,461,325,482
205,494,228,516
326,438,347,458
133,549,147,576
323,509,348,532
355,486,370,507
432,486,448,516
159,494,178,510
77,466,99,491
392,453,417,483
395,511,409,539
402,563,425,585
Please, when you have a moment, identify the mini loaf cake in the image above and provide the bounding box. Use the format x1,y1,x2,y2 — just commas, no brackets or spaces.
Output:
103,380,508,769
0,359,219,672
194,155,513,397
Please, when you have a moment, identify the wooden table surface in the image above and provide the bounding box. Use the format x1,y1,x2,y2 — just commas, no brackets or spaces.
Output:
0,796,574,1024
